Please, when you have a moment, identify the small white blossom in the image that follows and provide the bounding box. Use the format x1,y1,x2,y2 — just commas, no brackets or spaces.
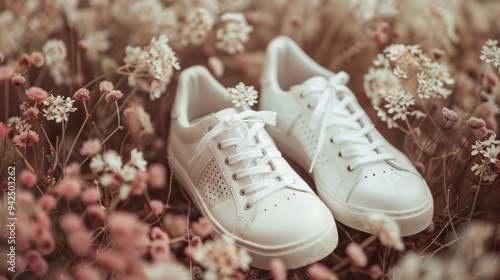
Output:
130,148,147,171
225,82,258,107
103,150,123,171
215,12,253,55
42,94,77,123
180,8,214,46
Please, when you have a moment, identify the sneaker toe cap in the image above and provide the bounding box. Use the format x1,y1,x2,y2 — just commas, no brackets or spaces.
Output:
245,190,335,247
348,167,431,213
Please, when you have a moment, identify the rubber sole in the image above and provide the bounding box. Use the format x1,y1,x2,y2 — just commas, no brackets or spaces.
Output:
267,128,433,237
167,149,339,269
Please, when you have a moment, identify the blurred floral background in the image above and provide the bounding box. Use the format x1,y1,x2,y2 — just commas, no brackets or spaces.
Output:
1,0,500,279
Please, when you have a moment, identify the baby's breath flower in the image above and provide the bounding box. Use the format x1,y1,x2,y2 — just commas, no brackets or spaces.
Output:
226,82,258,107
215,12,253,55
470,134,500,182
180,8,214,46
123,35,180,100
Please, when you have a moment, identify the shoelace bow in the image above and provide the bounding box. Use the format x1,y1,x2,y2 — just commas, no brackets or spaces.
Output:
303,72,395,172
189,110,293,209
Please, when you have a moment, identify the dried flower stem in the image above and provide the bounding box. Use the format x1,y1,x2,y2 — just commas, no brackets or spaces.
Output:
332,234,378,271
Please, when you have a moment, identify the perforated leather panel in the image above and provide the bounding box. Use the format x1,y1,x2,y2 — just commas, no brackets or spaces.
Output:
290,117,331,167
196,158,231,208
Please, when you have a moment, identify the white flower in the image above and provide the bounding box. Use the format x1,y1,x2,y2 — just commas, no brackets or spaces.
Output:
225,82,258,107
90,154,105,173
215,12,253,55
130,148,147,171
180,8,214,46
120,164,137,182
393,65,408,79
188,235,252,278
43,39,67,66
42,94,77,123
103,150,122,171
366,213,404,251
123,35,180,100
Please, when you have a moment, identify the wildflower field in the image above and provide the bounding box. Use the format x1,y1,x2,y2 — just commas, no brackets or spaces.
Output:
1,0,500,279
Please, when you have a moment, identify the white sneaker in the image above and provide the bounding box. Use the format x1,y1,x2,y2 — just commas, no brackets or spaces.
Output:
167,66,338,269
260,36,433,236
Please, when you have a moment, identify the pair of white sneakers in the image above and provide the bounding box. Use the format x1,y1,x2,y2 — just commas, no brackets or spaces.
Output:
167,36,433,270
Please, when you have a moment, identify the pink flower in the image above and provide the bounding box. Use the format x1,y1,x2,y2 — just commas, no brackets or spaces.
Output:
35,211,52,232
36,231,56,255
99,80,113,93
19,53,32,67
11,73,26,86
25,250,48,276
81,188,101,204
442,107,459,129
13,130,40,148
108,212,149,251
0,122,10,139
68,230,92,255
150,240,172,263
105,89,123,102
20,170,37,188
77,40,89,52
163,214,187,237
39,195,57,211
345,242,368,267
87,204,107,220
74,88,90,101
64,162,81,177
192,217,213,237
466,117,486,129
369,264,383,279
30,51,44,68
149,199,164,215
80,138,101,156
61,213,84,233
151,227,170,241
307,263,338,280
18,190,35,206
148,164,167,189
74,264,102,280
96,250,127,270
270,258,287,280
487,72,498,88
131,170,148,195
25,87,48,103
56,177,82,200
0,66,14,82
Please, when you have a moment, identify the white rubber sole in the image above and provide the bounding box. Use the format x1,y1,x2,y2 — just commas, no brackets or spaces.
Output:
167,149,338,269
267,128,433,237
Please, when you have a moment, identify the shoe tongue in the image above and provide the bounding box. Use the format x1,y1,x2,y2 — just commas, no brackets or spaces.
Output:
291,76,328,92
213,107,240,121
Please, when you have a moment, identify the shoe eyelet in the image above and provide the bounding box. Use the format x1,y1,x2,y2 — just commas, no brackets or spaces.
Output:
347,165,353,172
208,126,213,131
244,203,251,210
224,158,230,165
239,190,245,196
338,151,343,157
299,93,304,98
232,174,238,180
307,104,312,109
217,142,223,150
330,138,334,143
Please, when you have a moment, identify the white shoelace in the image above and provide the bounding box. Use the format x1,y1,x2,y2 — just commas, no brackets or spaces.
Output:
299,72,395,172
189,110,293,209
